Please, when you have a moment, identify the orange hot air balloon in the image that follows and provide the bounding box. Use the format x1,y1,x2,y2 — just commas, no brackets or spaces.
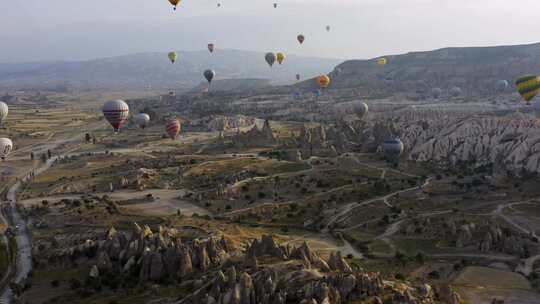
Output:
317,75,330,89
165,118,181,140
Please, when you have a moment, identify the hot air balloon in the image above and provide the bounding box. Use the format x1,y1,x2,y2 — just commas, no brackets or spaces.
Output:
276,52,286,65
352,101,368,119
0,138,12,160
168,0,181,10
217,3,221,7
204,69,216,84
165,119,181,140
377,58,387,66
297,35,305,44
326,25,331,32
0,102,8,126
296,74,301,81
516,75,540,105
382,138,404,167
496,80,509,92
168,51,178,64
208,43,214,53
317,75,330,89
265,52,276,67
103,100,129,133
273,3,277,8
134,113,150,129
450,86,462,97
432,88,442,99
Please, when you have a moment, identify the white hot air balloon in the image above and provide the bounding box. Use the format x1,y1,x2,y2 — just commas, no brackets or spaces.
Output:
0,138,13,160
134,113,150,129
0,102,8,126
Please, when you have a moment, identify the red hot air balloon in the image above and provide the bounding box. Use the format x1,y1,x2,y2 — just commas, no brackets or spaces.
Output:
165,118,181,140
297,34,305,44
102,100,129,132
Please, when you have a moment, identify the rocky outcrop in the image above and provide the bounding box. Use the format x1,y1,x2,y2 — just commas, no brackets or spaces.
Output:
89,225,232,283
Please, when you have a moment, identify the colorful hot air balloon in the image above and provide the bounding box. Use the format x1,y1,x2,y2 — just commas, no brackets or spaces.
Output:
208,43,214,53
168,51,178,64
276,52,286,65
165,119,181,140
352,101,368,119
0,102,8,126
317,75,330,89
134,113,150,129
296,74,301,81
326,25,331,32
377,57,387,66
204,69,216,84
102,100,129,132
516,75,540,105
168,0,181,10
0,138,12,160
265,52,276,67
297,34,305,44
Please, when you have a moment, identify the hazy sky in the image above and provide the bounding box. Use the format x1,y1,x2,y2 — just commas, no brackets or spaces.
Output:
2,0,540,63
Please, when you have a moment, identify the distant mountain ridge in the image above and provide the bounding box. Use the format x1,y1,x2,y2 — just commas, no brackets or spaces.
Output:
0,50,341,91
295,42,540,97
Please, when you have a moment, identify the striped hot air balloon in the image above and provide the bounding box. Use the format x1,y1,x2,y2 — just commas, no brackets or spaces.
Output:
516,75,540,105
165,118,181,140
102,100,129,132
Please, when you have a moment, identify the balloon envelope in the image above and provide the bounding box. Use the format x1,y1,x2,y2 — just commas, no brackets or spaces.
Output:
168,52,178,63
450,86,462,97
276,52,286,65
297,35,305,44
134,113,150,129
0,102,8,125
204,70,216,83
0,138,13,160
265,52,276,67
317,75,330,89
496,80,509,92
103,100,129,132
516,75,540,105
166,119,181,139
352,101,368,119
168,0,181,10
208,43,214,53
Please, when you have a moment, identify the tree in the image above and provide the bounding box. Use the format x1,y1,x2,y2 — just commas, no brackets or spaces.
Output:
40,153,48,163
85,133,91,143
47,149,52,159
30,152,34,161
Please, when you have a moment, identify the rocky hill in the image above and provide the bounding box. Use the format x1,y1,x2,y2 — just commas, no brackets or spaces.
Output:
0,50,340,91
296,42,540,97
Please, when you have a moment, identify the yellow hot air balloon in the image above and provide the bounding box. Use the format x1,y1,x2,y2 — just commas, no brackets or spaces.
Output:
168,51,178,64
377,57,387,66
168,0,182,10
516,75,540,105
276,52,286,65
317,75,330,89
